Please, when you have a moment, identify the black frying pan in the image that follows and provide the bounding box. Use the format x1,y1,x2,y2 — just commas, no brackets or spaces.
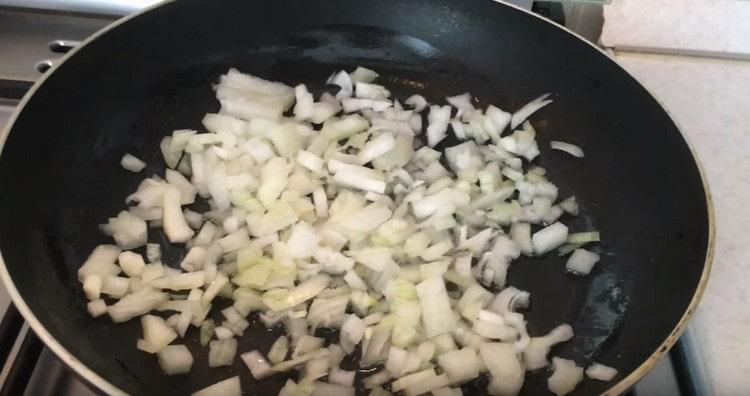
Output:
0,0,712,394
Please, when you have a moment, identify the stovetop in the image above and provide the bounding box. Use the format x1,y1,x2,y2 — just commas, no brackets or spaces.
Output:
0,2,694,395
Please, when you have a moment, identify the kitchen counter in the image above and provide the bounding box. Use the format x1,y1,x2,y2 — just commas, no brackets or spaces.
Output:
613,50,750,396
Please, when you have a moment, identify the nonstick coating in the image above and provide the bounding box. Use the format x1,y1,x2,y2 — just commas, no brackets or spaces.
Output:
0,0,710,394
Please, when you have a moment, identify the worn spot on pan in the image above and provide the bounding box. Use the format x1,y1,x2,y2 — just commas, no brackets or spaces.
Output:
558,269,633,364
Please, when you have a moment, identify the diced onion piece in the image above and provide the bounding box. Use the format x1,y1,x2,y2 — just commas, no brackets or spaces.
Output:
78,245,121,282
257,157,289,208
480,343,524,396
532,222,568,255
162,186,194,243
351,66,379,83
138,314,177,354
446,93,474,111
328,70,353,99
405,94,428,112
151,271,206,290
404,373,450,396
510,222,533,256
332,170,386,194
107,211,148,249
311,381,355,396
83,275,102,301
340,314,365,354
485,104,511,133
392,369,437,393
427,105,451,147
192,376,241,396
355,82,390,100
87,299,107,317
294,84,314,121
357,132,395,165
147,243,161,262
121,153,146,172
268,335,290,364
158,345,193,375
241,350,274,379
209,338,237,367
416,277,457,338
567,231,599,244
329,367,356,387
523,324,574,370
108,288,168,323
166,169,197,205
160,137,181,168
437,348,481,384
101,276,129,298
433,387,463,396
565,249,600,275
286,222,321,259
550,141,584,158
585,363,618,381
118,251,145,277
548,357,583,396
487,286,530,315
297,150,324,173
511,93,552,129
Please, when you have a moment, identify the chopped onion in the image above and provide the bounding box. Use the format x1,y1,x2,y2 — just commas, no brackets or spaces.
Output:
437,348,481,384
241,350,274,379
311,381,355,396
162,186,194,243
427,105,452,147
121,153,146,172
585,362,618,381
87,299,107,317
550,141,584,158
351,66,379,83
82,275,102,301
192,376,241,396
357,132,395,165
446,93,474,111
268,335,289,364
565,248,600,275
137,314,177,353
108,288,167,323
416,277,457,338
511,93,552,129
567,231,599,244
78,245,121,281
480,343,524,396
158,345,193,375
77,67,604,394
405,373,450,396
208,338,237,367
548,357,583,396
328,70,353,100
487,286,530,315
532,222,569,255
101,276,129,298
433,387,463,396
405,94,428,112
523,324,574,370
392,369,436,392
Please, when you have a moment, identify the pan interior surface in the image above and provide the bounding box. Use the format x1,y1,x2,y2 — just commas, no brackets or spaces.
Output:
0,0,709,394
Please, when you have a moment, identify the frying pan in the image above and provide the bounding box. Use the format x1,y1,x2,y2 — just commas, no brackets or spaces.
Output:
0,0,713,394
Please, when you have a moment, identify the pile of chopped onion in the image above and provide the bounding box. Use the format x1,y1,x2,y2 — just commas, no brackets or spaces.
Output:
79,66,612,395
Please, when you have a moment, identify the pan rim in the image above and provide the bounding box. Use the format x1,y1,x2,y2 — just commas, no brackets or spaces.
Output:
0,0,715,395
